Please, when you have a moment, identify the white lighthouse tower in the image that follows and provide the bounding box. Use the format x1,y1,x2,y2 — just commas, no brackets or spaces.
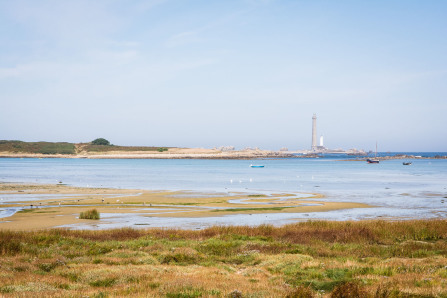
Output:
311,114,317,151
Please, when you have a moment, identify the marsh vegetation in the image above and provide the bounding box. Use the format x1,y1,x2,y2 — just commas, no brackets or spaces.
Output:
79,209,100,220
1,220,446,297
0,140,75,155
0,140,171,154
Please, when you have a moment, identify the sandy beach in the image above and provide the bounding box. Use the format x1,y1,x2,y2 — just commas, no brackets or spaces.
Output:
1,147,445,160
0,147,298,159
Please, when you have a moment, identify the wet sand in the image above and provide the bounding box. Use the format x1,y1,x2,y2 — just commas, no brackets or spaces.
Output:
0,183,371,230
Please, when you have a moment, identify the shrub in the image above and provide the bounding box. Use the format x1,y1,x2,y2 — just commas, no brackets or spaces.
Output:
0,238,22,255
91,138,110,146
330,281,367,298
80,209,100,220
228,290,242,298
38,262,58,272
286,286,315,298
157,147,168,152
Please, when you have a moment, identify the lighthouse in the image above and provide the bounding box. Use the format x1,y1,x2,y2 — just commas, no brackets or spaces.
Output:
311,114,317,151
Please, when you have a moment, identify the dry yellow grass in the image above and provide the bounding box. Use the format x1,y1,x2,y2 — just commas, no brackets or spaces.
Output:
0,220,447,297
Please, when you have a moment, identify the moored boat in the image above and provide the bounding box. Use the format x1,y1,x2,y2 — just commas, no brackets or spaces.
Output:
403,162,412,165
367,142,380,164
250,164,264,168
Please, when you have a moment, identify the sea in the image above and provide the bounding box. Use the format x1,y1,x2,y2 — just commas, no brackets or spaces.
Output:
1,153,446,228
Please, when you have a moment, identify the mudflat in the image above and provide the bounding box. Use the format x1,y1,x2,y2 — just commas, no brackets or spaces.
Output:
0,183,369,230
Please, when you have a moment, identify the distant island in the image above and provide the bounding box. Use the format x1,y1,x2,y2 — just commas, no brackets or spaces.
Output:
1,140,445,160
0,139,294,159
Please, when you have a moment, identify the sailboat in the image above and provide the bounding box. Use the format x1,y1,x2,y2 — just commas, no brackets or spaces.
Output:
367,142,379,164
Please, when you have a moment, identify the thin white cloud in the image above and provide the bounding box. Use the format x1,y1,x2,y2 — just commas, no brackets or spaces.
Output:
86,50,139,64
163,8,251,49
165,31,201,48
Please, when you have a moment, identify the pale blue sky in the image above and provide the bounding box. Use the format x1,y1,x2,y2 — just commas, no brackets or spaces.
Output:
1,0,446,151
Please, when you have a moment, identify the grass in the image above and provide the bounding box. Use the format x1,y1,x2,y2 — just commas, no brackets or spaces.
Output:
0,220,446,296
0,140,75,154
18,209,57,214
17,209,36,213
212,206,292,212
0,140,171,155
81,143,171,153
79,209,100,220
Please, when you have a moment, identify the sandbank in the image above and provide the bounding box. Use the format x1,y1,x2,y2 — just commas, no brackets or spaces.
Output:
0,183,371,230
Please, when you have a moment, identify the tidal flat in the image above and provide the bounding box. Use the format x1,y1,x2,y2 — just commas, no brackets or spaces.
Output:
0,183,368,230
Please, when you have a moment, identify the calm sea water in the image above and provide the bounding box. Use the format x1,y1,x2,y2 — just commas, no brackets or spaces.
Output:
1,154,446,226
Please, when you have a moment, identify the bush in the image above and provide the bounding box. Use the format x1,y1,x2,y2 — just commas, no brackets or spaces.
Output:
80,209,100,220
157,147,168,152
330,281,367,298
286,286,315,298
228,290,242,298
0,238,22,255
91,138,110,146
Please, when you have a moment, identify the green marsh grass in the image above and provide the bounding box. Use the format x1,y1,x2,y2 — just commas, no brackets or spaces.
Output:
79,209,100,220
0,220,446,296
0,140,75,154
212,206,292,212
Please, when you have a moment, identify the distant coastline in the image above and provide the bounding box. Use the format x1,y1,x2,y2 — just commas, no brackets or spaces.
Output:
0,140,295,159
1,140,446,160
0,150,295,160
2,151,447,160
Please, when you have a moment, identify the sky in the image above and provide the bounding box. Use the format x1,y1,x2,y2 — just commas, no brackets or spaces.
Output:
1,0,446,152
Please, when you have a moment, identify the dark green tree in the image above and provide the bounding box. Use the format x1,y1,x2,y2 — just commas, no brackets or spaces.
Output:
91,138,110,146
